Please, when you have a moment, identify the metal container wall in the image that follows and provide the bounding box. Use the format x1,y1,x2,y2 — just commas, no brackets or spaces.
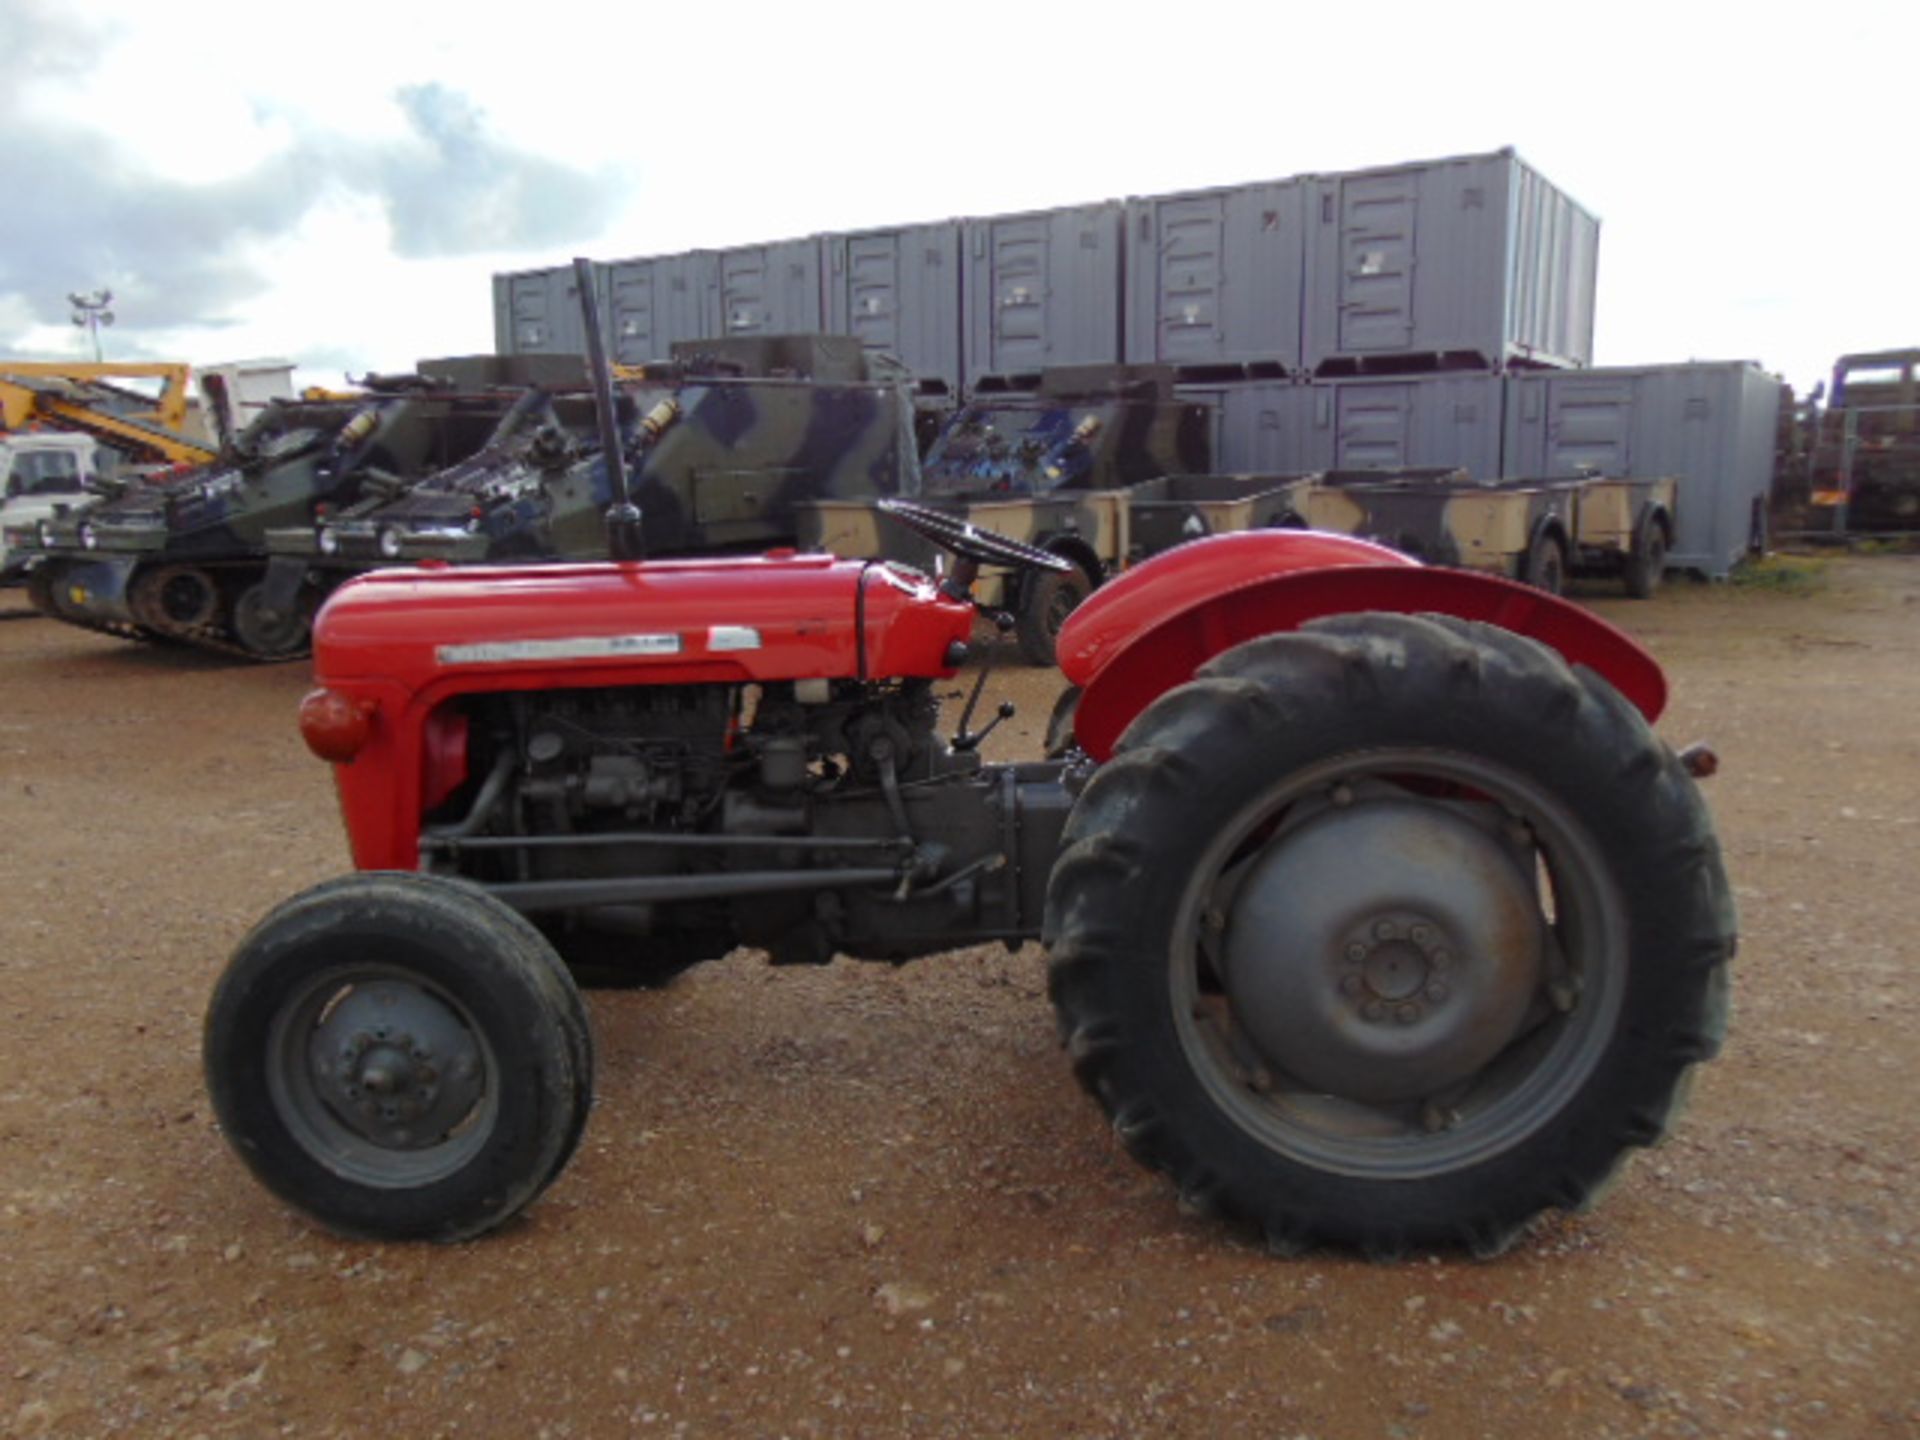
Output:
1297,374,1507,478
825,223,964,395
603,253,714,365
713,238,824,338
964,203,1125,386
1124,180,1306,375
1301,149,1599,374
1504,361,1781,577
1179,383,1317,474
493,265,602,357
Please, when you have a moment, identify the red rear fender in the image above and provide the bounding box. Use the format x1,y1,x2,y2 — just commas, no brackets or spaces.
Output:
1060,533,1666,763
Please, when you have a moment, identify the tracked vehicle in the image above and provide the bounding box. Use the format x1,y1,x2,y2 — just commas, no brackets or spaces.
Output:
203,300,1735,1255
16,381,526,659
253,336,920,635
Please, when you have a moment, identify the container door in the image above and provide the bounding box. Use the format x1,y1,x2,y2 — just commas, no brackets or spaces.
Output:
841,235,901,355
983,219,1050,376
606,261,660,364
1336,384,1413,468
1544,377,1635,475
719,241,821,336
1150,197,1226,362
1336,174,1417,354
501,269,585,355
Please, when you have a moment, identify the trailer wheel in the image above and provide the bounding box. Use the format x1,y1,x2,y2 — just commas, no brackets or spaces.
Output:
1016,565,1092,667
1624,523,1668,599
205,872,592,1241
1045,614,1733,1257
1523,532,1566,595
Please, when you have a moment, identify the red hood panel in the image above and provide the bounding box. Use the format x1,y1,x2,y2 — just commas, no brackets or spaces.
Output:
314,554,961,689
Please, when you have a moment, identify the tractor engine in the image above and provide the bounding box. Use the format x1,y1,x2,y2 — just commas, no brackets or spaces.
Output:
424,675,1075,968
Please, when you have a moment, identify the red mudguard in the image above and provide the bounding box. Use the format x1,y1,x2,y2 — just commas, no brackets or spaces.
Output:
1057,531,1668,763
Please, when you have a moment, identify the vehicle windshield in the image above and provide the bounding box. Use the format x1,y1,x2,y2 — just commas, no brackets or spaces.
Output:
4,449,87,499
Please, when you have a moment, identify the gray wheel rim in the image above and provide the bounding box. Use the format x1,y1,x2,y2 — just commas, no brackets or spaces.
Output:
265,964,499,1188
1171,747,1627,1180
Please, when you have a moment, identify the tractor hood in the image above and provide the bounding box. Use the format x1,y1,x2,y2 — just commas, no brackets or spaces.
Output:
313,551,973,695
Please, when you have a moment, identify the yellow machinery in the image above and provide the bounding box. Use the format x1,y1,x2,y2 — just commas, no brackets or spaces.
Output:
0,361,217,466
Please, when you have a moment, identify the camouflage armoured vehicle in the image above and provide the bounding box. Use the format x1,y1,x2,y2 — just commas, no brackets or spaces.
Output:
255,336,922,634
1305,471,1675,597
800,366,1212,663
16,379,528,658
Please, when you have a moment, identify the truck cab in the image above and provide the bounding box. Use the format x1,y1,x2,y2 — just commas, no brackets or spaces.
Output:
0,433,106,583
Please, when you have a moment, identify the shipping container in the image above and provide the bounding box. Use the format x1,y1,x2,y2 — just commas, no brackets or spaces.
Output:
1124,180,1305,377
825,223,964,396
711,238,823,338
604,253,714,365
493,265,602,357
1296,374,1507,478
1504,361,1780,577
964,203,1125,387
1178,382,1316,474
1301,149,1599,375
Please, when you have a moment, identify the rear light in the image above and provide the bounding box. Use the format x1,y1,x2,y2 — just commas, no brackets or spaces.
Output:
300,687,376,762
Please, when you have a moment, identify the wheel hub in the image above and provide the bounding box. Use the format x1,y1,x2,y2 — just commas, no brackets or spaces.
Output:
307,983,484,1149
1221,798,1545,1105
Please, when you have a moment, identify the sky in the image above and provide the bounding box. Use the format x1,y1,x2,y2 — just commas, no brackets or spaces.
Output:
3,0,1914,397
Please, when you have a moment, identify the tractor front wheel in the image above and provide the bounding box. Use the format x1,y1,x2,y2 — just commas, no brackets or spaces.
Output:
1044,614,1733,1257
204,872,593,1241
1016,565,1093,667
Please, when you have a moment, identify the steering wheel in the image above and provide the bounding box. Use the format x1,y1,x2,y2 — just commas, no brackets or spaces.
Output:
879,498,1072,574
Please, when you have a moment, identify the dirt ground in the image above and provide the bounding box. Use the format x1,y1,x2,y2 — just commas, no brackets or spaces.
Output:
1,557,1916,1440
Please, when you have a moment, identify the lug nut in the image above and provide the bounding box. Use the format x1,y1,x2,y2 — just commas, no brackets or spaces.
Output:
1410,924,1433,946
1396,1003,1421,1025
1373,920,1398,941
1363,1000,1387,1022
1340,974,1363,997
1345,943,1367,963
1425,983,1449,1004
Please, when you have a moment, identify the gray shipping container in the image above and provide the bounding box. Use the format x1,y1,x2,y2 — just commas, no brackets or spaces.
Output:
964,203,1125,386
1505,361,1780,578
1302,149,1599,374
1178,382,1316,474
604,253,713,365
1300,374,1508,478
826,223,964,396
1125,179,1306,376
713,238,824,338
493,265,602,357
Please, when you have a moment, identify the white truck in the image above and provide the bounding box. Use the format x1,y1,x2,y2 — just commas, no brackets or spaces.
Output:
1,433,107,584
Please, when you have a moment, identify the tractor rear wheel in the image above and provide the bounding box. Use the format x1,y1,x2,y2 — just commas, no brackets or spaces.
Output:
1044,613,1733,1257
205,871,593,1241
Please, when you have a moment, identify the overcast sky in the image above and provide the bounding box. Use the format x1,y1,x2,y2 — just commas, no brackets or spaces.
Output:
3,0,1914,395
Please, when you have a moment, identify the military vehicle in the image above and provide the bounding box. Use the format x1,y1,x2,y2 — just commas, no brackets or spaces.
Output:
797,366,1211,663
1806,349,1920,529
15,380,530,659
252,335,922,636
801,470,1315,664
1306,471,1676,597
202,470,1734,1254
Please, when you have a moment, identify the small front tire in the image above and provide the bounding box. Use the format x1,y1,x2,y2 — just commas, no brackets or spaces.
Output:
205,872,592,1241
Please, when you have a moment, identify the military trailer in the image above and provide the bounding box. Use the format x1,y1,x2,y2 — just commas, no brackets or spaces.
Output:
1305,471,1674,597
801,471,1317,665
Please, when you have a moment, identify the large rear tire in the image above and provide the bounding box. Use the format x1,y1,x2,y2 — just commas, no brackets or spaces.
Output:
205,872,593,1241
1044,613,1733,1257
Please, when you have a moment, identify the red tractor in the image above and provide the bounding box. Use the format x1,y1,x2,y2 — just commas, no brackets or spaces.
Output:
203,497,1732,1257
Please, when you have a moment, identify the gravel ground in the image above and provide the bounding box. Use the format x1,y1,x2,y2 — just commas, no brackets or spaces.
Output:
1,557,1916,1439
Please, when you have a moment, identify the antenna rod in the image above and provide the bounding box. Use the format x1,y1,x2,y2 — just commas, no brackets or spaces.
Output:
572,256,643,560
